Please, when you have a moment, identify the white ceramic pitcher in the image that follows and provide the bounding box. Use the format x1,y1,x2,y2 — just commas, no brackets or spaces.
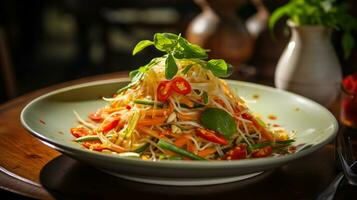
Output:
275,21,342,107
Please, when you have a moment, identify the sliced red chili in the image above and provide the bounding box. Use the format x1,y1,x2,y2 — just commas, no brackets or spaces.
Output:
88,112,102,122
171,77,192,95
157,80,173,102
223,144,247,160
195,128,228,145
252,146,273,158
70,127,90,138
241,113,253,120
101,118,120,133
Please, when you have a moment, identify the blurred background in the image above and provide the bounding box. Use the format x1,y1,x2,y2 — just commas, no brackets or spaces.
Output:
0,0,356,103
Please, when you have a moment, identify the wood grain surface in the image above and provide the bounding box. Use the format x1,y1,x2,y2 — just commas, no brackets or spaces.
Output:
0,72,127,199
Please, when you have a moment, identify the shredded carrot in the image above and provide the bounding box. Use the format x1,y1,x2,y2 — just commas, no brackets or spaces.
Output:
198,148,216,157
174,134,190,147
140,108,172,117
178,96,194,108
187,140,196,153
252,119,274,141
159,134,191,157
136,126,162,139
137,117,166,126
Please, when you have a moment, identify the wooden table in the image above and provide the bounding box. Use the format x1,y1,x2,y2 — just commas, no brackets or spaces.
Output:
1,72,356,200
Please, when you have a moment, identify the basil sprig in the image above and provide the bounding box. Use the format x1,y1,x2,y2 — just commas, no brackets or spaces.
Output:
269,0,357,59
199,107,237,140
132,33,232,80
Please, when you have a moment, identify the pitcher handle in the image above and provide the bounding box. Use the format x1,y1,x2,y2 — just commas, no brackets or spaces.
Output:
246,0,270,38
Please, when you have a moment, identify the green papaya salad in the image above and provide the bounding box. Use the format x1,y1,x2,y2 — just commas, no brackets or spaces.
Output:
70,33,295,161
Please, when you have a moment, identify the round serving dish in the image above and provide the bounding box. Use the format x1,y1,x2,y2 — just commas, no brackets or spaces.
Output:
21,79,338,186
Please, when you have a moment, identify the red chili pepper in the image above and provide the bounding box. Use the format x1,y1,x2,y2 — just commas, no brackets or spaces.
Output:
171,77,192,95
70,127,90,138
223,144,247,160
195,128,228,145
88,112,102,122
101,118,120,133
157,81,173,102
252,146,273,158
342,73,357,94
241,113,253,120
126,105,132,110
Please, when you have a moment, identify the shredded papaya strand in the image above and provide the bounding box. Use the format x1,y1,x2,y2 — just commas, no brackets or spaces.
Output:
198,148,216,157
106,144,126,153
105,107,126,114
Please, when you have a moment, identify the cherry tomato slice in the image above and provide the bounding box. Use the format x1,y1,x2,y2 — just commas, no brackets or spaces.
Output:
252,146,273,158
101,118,120,133
171,77,192,95
70,127,90,138
195,128,228,145
157,81,173,102
89,112,102,122
223,144,247,160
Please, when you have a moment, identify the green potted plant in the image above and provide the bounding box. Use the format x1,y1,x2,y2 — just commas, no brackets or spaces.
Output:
269,0,357,106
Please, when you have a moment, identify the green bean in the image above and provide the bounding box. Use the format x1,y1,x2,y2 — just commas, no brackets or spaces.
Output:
157,140,206,161
134,99,164,107
134,143,149,153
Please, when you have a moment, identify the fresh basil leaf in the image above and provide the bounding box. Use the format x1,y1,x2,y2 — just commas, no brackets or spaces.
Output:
175,38,208,59
165,54,178,79
132,40,154,55
200,108,237,140
206,59,228,77
182,64,194,74
153,33,179,52
269,5,290,33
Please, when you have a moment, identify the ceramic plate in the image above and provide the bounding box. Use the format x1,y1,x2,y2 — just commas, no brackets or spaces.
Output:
21,79,338,185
